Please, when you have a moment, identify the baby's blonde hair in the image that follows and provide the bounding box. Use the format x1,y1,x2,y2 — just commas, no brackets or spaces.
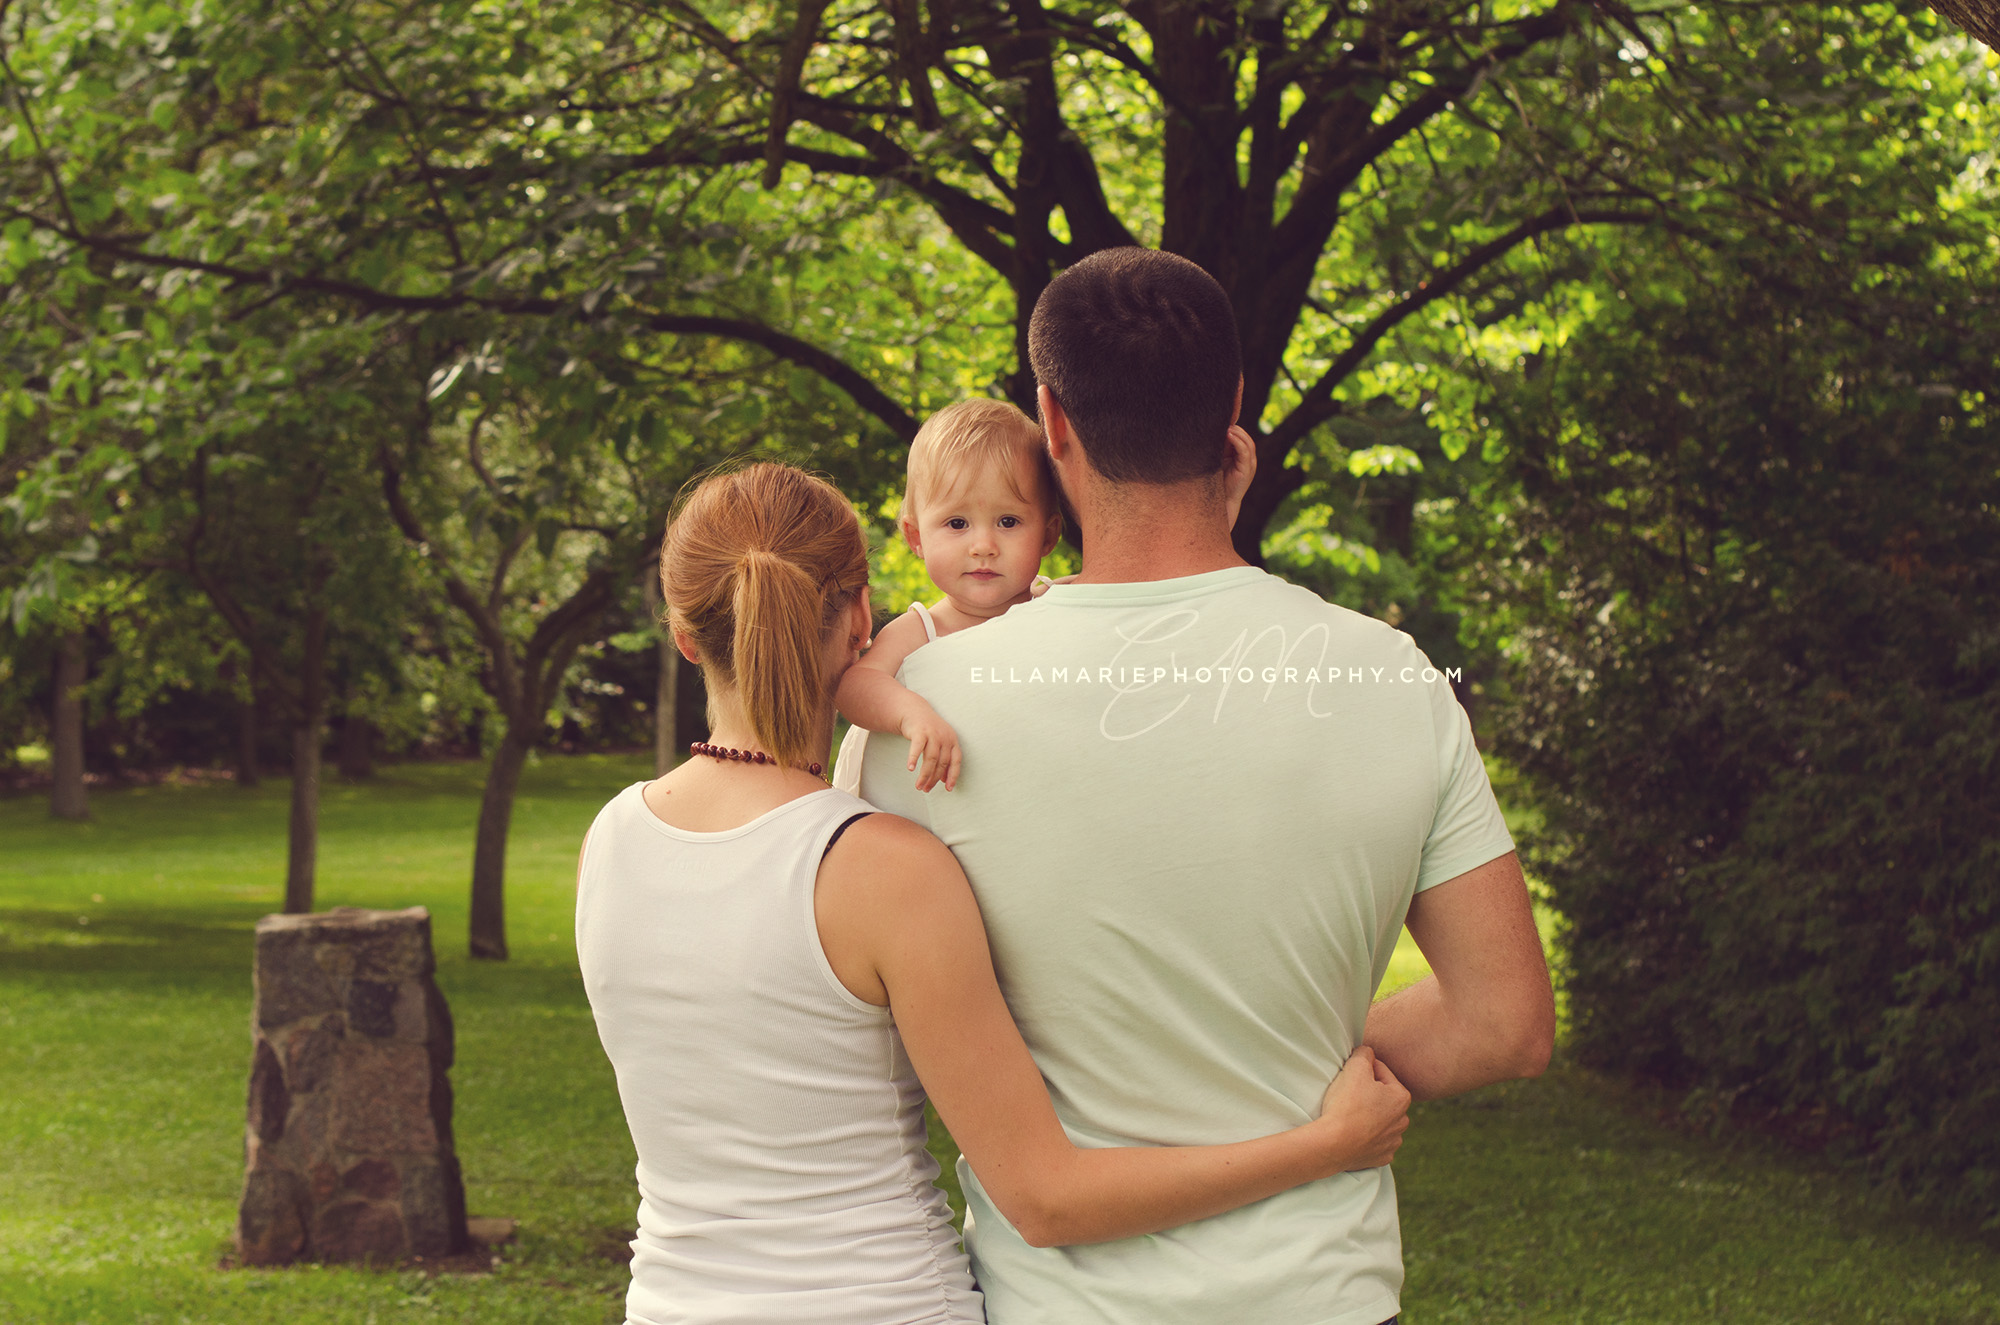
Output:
902,399,1058,528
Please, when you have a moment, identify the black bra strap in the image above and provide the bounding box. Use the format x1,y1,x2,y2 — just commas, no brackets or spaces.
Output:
822,812,873,860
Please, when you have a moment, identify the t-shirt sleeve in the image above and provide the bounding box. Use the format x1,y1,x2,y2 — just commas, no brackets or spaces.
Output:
1415,672,1515,892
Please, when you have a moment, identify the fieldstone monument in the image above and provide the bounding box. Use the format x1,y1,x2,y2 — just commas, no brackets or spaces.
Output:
235,906,468,1266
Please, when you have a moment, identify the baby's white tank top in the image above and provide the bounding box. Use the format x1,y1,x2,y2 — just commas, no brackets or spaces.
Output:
832,602,940,795
575,782,981,1325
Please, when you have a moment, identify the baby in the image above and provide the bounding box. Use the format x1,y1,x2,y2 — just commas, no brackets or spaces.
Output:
832,399,1062,794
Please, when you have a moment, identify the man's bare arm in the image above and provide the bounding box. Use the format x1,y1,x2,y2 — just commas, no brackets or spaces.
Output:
1363,852,1555,1101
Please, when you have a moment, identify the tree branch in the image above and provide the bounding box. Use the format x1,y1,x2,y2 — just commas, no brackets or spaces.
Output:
5,207,920,442
640,312,920,441
377,421,524,713
765,0,833,187
1267,205,1663,454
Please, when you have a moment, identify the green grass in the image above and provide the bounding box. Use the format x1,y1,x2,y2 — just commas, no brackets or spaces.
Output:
1,755,649,1324
3,758,1997,1323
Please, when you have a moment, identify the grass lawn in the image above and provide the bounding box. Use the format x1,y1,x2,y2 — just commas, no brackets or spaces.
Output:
3,756,1996,1323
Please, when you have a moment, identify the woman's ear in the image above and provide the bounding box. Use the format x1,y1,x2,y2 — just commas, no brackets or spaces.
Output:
672,628,701,666
848,587,874,651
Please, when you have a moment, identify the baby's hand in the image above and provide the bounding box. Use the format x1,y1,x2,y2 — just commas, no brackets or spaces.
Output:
1030,574,1075,599
900,706,962,792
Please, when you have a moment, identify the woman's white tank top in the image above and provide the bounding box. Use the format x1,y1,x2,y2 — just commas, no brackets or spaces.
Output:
576,782,982,1325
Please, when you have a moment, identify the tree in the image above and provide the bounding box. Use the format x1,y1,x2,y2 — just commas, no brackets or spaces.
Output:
7,0,1986,957
46,627,87,817
1450,25,2000,1215
381,313,897,957
4,0,1699,554
173,397,414,912
2,0,918,951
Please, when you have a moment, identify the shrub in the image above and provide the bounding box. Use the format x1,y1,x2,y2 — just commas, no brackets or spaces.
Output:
1475,236,2000,1223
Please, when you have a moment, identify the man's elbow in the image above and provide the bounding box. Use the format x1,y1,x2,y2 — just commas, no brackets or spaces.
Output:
1515,1018,1554,1079
1506,990,1557,1080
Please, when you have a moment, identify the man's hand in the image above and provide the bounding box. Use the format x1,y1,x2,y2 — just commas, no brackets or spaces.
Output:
900,702,962,792
1318,1045,1412,1171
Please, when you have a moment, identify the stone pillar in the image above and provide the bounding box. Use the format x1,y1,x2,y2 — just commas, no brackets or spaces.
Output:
236,906,468,1266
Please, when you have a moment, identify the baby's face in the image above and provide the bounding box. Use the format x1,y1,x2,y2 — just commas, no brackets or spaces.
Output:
906,453,1057,616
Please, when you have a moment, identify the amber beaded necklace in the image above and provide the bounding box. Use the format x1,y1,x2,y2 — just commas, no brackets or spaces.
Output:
689,740,826,780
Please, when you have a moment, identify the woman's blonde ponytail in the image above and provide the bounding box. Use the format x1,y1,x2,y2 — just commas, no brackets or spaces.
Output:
662,464,870,773
730,548,826,772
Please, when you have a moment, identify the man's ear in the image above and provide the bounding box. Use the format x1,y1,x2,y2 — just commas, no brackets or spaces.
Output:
1230,375,1244,427
671,628,701,666
1222,425,1257,533
1038,384,1073,463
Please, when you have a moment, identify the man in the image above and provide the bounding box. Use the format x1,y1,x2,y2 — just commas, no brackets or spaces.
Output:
854,247,1553,1325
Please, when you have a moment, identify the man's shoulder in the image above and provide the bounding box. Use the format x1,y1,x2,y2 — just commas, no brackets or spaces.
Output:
899,570,1423,687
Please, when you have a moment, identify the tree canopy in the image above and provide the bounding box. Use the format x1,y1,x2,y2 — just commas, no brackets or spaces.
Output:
5,8,2000,1208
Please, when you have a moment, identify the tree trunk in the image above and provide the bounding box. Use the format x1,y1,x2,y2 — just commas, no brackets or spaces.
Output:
645,569,678,776
469,729,533,960
285,721,322,913
655,638,679,776
1932,1,2000,48
284,607,329,914
236,692,260,787
676,648,709,751
50,630,89,821
337,716,375,780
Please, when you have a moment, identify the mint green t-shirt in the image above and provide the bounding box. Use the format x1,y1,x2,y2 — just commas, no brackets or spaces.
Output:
851,566,1514,1325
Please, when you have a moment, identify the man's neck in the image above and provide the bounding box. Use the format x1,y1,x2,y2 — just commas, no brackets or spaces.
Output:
1072,540,1249,585
1068,491,1249,585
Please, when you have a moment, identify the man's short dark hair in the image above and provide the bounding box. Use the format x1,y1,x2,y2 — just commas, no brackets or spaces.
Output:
1027,247,1243,484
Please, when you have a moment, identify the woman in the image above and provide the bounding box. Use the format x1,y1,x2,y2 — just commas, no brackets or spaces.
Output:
575,462,1410,1325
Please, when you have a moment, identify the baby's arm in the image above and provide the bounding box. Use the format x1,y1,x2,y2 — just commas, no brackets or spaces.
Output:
835,611,962,792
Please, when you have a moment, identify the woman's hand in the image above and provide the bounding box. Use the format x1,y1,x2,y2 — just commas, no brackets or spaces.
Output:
1317,1045,1412,1171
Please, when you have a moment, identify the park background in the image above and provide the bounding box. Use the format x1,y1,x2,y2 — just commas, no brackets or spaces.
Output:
3,1,1998,1320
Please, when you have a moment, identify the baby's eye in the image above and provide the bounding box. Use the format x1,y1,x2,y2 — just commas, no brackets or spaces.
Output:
946,517,969,530
999,516,1022,529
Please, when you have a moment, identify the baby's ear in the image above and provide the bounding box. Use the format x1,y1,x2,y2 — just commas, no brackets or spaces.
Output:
900,516,923,553
1040,511,1063,556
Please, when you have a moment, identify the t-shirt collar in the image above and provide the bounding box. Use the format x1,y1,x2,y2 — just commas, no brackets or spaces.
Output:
1035,565,1268,605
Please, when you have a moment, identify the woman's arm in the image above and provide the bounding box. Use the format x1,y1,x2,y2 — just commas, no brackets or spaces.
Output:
815,816,1411,1248
834,612,960,790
